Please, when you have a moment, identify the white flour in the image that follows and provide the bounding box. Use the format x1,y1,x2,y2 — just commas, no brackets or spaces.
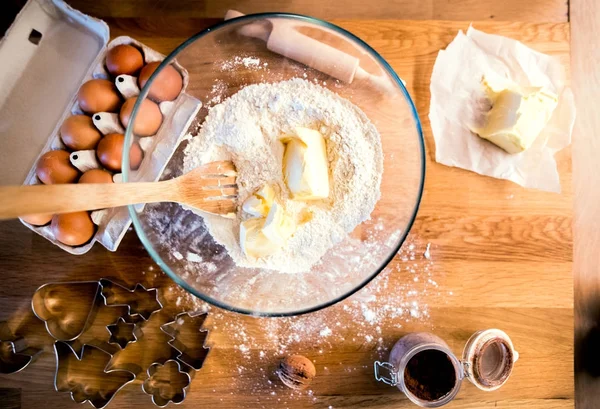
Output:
183,78,383,273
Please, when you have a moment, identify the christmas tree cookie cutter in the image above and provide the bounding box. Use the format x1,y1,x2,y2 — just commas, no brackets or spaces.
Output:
160,311,210,371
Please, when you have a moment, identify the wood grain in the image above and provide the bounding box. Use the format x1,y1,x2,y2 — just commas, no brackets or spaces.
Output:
0,14,573,409
63,0,569,22
570,0,600,408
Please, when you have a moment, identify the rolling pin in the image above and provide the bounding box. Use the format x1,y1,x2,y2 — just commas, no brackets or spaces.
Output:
225,9,396,93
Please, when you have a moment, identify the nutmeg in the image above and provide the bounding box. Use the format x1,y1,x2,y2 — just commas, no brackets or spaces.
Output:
277,355,316,390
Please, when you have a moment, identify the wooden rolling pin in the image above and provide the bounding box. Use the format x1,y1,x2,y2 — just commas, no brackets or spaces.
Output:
225,10,396,93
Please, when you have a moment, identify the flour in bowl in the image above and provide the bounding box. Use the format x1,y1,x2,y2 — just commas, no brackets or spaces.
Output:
183,78,383,273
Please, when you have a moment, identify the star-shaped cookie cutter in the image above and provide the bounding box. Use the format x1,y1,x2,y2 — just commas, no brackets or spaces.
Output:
99,279,163,321
106,317,142,349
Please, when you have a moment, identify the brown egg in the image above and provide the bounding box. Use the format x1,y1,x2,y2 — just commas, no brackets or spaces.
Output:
20,213,53,226
119,97,162,136
77,79,121,114
60,115,102,151
139,62,183,102
51,212,95,246
105,44,144,76
36,150,79,184
96,133,143,172
79,169,113,184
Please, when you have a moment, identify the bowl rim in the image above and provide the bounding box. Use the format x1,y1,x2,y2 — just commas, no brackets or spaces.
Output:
123,12,426,317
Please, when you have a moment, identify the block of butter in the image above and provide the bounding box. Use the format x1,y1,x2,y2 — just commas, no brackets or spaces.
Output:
281,127,330,200
239,201,296,259
240,217,277,259
242,184,276,217
473,77,558,154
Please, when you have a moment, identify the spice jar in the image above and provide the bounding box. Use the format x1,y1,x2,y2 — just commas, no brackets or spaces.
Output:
374,329,518,407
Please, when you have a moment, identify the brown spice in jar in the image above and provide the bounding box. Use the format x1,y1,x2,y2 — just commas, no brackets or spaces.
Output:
404,349,457,401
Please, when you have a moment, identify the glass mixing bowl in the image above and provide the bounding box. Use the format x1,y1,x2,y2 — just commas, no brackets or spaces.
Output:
123,13,425,316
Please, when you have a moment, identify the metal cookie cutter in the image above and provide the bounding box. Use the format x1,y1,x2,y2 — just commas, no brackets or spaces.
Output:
31,280,103,341
0,321,42,374
54,341,135,409
100,279,163,321
142,359,191,407
32,279,162,344
160,312,210,370
106,317,143,349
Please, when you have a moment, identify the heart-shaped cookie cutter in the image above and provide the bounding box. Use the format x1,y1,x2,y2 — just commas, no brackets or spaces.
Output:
31,281,103,341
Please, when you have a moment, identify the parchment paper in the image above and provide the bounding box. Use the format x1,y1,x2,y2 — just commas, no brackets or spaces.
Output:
429,26,576,193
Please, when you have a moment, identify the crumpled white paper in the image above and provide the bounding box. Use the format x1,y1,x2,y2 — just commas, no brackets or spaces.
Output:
429,26,576,192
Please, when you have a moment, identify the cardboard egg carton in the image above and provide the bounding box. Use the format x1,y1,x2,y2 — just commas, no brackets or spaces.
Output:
0,0,202,254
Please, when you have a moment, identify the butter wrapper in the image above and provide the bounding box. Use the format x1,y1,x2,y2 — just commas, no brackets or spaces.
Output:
429,26,576,193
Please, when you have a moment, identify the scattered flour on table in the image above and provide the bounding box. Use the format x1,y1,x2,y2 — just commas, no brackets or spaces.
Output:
167,240,451,407
183,78,383,273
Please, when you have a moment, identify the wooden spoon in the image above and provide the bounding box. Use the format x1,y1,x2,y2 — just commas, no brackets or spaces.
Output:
0,161,237,220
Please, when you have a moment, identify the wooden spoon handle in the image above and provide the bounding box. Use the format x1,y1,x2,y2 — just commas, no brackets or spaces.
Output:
0,181,176,219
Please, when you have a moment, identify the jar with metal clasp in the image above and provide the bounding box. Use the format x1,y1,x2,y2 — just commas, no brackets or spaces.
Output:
374,329,519,407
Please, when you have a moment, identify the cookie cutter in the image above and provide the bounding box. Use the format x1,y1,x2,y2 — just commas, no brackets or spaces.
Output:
32,279,162,344
54,341,135,408
31,280,103,341
0,321,42,374
100,279,163,321
160,312,210,371
107,317,142,349
142,359,191,407
30,278,168,407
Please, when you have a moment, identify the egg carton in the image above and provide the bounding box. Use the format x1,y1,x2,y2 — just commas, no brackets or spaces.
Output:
10,0,202,254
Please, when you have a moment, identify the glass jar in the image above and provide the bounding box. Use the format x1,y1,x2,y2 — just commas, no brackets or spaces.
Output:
374,329,518,407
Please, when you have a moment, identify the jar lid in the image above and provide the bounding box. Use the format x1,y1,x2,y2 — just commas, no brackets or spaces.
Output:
461,329,518,391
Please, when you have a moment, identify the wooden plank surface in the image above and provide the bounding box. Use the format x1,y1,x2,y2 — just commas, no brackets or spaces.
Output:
570,0,600,408
63,0,569,22
0,12,573,408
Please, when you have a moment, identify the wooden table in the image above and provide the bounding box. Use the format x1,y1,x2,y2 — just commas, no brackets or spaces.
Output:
0,1,578,408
